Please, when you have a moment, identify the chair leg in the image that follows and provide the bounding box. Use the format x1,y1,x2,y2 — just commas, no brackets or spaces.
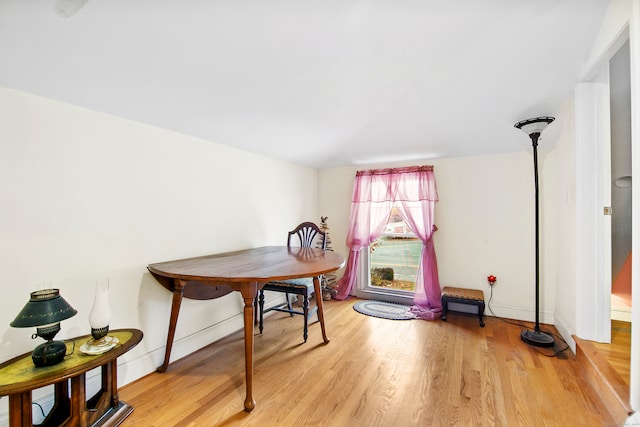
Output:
285,293,294,316
258,290,265,334
253,296,258,326
302,294,309,343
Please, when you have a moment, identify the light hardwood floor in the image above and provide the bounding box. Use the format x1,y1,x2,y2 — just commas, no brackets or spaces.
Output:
575,319,632,422
593,320,631,387
119,299,615,426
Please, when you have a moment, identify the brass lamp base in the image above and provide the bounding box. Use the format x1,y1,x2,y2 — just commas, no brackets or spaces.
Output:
80,335,119,355
86,325,115,350
86,336,114,348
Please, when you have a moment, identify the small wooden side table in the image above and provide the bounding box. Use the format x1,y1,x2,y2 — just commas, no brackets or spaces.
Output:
0,329,143,427
440,286,486,327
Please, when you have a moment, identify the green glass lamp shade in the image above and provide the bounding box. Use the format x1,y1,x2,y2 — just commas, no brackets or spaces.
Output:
11,289,77,367
11,289,77,328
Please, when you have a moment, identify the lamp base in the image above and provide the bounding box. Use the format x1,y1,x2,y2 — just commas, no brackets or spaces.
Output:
521,329,555,348
86,335,115,349
32,340,67,367
80,335,119,355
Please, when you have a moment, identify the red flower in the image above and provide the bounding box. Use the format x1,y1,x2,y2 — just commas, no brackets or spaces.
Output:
487,275,497,284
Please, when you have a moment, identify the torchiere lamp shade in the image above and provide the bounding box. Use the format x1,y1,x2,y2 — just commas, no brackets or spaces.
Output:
514,116,555,136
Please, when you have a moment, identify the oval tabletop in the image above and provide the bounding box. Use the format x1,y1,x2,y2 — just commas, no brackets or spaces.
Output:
148,246,346,283
0,329,143,396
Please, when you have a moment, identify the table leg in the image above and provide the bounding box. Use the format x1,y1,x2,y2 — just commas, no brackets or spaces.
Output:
109,359,119,407
8,392,31,427
158,279,186,373
313,276,330,343
74,374,89,426
241,281,258,412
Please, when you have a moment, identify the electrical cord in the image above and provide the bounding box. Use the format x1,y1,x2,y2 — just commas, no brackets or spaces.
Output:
33,401,46,418
487,284,570,357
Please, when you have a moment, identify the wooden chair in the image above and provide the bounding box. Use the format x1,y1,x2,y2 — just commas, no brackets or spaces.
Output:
258,222,326,342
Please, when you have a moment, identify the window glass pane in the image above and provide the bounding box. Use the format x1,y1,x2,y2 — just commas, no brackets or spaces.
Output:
369,208,420,293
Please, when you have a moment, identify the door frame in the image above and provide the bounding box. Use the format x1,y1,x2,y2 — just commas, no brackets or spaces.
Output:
576,5,639,410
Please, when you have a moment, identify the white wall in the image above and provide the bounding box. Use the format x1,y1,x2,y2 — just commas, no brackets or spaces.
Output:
0,88,318,420
549,99,578,348
319,150,557,324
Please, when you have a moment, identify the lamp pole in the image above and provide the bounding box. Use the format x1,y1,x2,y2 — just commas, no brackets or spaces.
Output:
532,131,542,333
515,116,555,348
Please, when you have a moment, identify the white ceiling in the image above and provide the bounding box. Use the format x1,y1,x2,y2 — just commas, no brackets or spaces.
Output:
0,0,608,168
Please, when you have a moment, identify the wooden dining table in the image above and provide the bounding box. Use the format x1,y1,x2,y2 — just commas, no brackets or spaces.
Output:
147,245,345,412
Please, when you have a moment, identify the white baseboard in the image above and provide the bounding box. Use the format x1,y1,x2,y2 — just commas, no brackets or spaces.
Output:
484,302,555,326
552,312,577,354
612,306,632,322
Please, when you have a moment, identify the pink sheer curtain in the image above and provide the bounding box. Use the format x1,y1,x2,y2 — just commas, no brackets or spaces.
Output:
333,165,442,320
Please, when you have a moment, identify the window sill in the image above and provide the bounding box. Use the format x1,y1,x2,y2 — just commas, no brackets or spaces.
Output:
356,288,414,305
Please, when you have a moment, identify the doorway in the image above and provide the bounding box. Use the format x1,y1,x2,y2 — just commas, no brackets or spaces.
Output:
610,40,632,323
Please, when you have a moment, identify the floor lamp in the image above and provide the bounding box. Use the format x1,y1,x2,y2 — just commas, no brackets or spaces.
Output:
514,116,556,348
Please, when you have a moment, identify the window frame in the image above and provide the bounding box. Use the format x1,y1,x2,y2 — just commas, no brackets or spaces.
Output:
356,216,418,305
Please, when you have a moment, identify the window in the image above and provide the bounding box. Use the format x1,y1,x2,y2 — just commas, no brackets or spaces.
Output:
369,208,420,293
334,165,441,319
356,207,421,304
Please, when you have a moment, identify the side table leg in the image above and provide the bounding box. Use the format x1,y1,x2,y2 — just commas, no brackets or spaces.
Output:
158,280,185,373
69,374,86,426
109,359,119,407
241,281,258,412
440,297,448,321
8,392,31,427
313,276,330,344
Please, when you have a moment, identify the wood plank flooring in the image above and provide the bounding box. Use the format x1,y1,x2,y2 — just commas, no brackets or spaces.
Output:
574,319,632,424
592,320,631,386
119,299,615,426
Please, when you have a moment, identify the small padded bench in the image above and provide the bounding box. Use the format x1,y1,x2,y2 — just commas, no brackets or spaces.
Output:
440,286,485,327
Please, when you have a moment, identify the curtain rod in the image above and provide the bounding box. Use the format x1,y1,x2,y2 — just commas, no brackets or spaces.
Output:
356,165,434,176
